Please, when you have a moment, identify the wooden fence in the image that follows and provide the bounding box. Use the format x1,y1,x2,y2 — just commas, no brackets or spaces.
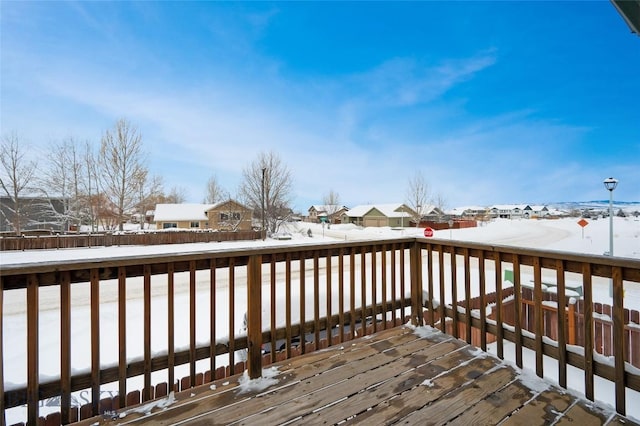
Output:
0,230,263,251
1,238,639,425
511,288,640,367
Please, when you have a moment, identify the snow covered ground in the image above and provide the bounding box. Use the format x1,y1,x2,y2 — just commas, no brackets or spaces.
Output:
2,216,640,424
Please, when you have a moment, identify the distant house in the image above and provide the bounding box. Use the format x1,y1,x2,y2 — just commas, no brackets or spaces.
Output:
449,206,490,219
417,205,445,222
490,204,526,219
154,200,253,231
308,205,349,224
490,204,549,219
340,203,415,227
525,205,550,219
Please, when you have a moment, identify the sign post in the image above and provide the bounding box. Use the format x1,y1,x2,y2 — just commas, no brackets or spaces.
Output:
577,218,589,239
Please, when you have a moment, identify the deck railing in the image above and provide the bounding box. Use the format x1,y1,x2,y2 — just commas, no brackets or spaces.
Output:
1,237,639,425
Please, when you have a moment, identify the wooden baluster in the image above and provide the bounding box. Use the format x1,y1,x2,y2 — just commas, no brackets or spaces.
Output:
411,242,424,327
583,263,594,402
117,267,127,407
426,244,434,327
451,246,458,339
144,265,152,401
326,251,333,344
314,251,320,349
285,253,292,359
533,257,543,378
400,245,406,323
209,259,216,381
381,245,388,330
360,247,367,335
479,251,487,351
513,254,523,369
90,268,100,415
60,271,71,424
350,247,356,337
371,245,377,333
168,262,175,392
612,265,626,415
228,258,236,374
556,259,567,389
439,247,446,333
338,248,345,342
494,251,503,360
270,256,277,364
247,255,263,379
299,254,305,354
464,248,472,344
27,273,39,424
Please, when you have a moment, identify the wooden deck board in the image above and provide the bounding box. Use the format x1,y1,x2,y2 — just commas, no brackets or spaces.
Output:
446,380,534,425
499,389,575,426
77,326,638,426
233,339,463,425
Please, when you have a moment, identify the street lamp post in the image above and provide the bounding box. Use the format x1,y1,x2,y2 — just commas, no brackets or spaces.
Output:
262,168,266,240
603,177,618,256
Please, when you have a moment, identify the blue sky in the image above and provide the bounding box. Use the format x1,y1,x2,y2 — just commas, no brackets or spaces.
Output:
1,1,638,212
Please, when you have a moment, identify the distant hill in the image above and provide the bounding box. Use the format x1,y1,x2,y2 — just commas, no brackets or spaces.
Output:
548,201,640,213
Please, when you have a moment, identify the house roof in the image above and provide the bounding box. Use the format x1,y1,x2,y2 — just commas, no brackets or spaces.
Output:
154,204,213,222
154,200,252,222
491,204,529,211
309,205,348,213
448,206,488,215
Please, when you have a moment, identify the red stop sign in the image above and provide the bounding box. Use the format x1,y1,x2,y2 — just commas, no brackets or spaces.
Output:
424,227,434,237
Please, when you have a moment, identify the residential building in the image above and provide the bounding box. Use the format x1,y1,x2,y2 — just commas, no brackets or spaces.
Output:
340,203,415,227
490,204,550,219
308,205,349,224
154,200,253,231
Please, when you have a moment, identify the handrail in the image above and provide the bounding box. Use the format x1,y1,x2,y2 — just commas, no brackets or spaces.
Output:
1,237,639,424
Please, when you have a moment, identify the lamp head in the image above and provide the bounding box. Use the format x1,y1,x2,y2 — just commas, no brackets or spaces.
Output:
603,177,618,192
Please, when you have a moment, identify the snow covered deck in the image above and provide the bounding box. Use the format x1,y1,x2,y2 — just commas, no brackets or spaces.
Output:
76,325,635,425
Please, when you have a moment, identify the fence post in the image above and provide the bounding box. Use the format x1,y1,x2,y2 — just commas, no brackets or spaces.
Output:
410,242,424,326
247,254,263,379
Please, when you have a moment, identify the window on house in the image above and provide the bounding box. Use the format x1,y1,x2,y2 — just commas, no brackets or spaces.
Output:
220,212,241,221
190,221,200,228
163,223,177,229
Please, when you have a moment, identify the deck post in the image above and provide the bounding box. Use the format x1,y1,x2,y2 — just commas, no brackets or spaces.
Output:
247,254,263,379
410,241,424,326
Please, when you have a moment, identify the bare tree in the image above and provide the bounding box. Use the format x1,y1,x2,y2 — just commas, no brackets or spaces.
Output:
240,151,293,235
166,186,187,204
40,137,87,231
204,174,226,204
99,118,148,231
0,133,38,234
405,171,431,227
322,189,342,226
81,141,100,232
433,192,447,219
133,172,164,229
